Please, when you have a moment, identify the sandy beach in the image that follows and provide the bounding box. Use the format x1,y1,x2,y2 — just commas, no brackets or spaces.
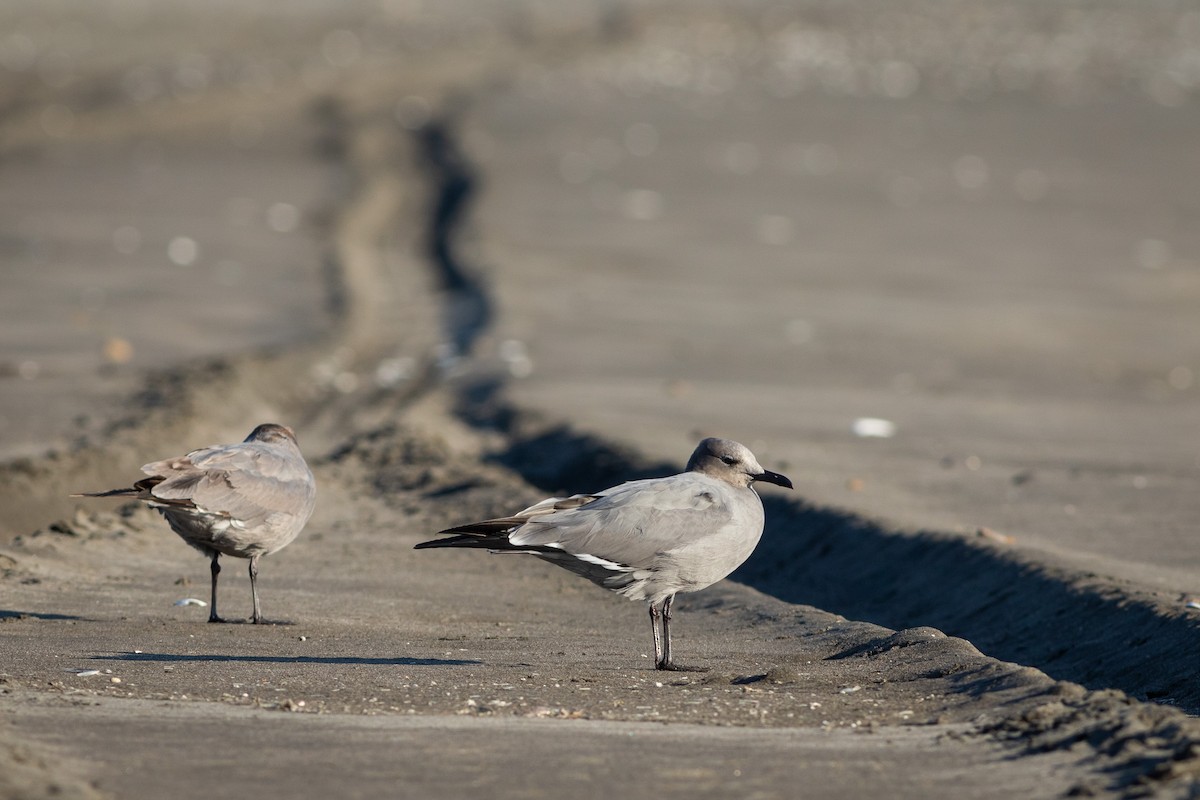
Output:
2,2,1200,798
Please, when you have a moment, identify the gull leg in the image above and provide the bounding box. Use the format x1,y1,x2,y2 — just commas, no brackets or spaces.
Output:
654,595,698,671
649,602,664,668
249,555,262,624
660,594,675,670
208,553,225,623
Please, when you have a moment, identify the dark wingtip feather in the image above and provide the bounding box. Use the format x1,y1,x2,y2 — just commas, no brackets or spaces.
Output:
70,487,139,498
72,476,163,500
414,533,508,550
417,514,549,551
438,517,525,536
413,537,452,550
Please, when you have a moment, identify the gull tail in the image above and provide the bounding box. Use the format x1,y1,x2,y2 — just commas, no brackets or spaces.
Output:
415,517,540,552
70,486,141,499
414,517,642,596
414,534,500,550
71,476,162,500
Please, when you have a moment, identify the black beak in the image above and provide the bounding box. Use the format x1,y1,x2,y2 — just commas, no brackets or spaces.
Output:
754,469,793,490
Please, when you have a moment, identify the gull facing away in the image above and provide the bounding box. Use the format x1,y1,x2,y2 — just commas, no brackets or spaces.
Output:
415,438,792,670
73,423,316,624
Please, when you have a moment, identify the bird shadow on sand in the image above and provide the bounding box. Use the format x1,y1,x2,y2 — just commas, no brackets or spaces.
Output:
93,652,480,667
0,609,87,621
184,618,298,626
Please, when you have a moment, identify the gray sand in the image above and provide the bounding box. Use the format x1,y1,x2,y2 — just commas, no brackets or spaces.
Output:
2,2,1199,799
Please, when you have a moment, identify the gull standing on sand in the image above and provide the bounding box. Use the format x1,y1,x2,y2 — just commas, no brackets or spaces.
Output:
415,438,792,670
74,423,316,624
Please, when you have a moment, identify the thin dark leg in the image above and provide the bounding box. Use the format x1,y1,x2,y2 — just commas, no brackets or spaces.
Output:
649,602,664,668
249,555,262,624
652,595,705,672
207,553,225,623
660,594,675,669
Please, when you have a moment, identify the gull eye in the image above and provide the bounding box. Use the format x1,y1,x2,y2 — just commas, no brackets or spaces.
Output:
720,455,737,465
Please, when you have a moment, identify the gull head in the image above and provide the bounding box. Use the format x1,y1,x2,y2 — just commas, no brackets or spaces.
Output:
685,437,793,490
245,423,300,447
